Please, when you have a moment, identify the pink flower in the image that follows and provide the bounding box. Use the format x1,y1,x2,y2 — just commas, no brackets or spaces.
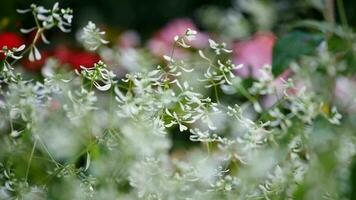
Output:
118,30,140,48
334,77,356,113
233,32,276,79
261,69,295,108
147,18,208,58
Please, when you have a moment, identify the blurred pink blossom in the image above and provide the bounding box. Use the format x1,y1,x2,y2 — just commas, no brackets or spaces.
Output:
261,69,295,108
118,30,140,48
334,77,356,113
148,18,209,58
233,32,276,79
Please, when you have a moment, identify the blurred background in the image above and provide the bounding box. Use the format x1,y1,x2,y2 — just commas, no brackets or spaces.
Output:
1,0,355,40
1,1,356,199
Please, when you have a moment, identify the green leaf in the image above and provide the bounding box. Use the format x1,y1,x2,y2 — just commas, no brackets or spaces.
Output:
328,35,352,53
294,20,354,38
272,31,323,76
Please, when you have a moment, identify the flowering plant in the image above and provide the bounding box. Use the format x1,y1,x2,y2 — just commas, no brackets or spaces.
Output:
1,1,356,200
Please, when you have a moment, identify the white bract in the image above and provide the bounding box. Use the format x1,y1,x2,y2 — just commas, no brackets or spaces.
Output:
17,2,73,62
79,21,109,51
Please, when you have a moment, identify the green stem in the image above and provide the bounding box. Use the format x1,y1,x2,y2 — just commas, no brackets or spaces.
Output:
205,142,211,155
237,84,255,103
11,10,44,66
324,0,335,25
11,28,43,66
336,0,348,27
26,138,38,181
212,82,220,104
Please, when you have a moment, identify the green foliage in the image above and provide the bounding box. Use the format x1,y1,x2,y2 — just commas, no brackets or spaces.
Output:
272,31,323,76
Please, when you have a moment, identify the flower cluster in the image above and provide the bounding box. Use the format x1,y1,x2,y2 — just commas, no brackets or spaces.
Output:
79,21,109,51
0,1,356,200
17,2,73,61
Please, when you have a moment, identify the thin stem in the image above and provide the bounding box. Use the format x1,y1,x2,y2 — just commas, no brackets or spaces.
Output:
37,136,61,168
237,84,255,103
8,106,14,132
10,28,43,66
324,0,335,25
169,41,177,64
256,96,286,122
11,10,44,66
108,86,115,128
336,0,348,27
213,83,220,104
205,141,211,155
25,138,38,181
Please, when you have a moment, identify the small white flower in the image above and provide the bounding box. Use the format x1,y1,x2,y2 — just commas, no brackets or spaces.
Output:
79,21,109,51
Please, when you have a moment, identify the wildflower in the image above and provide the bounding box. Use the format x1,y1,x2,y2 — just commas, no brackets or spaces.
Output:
208,39,232,55
18,2,73,33
79,21,109,51
17,2,73,62
79,60,116,91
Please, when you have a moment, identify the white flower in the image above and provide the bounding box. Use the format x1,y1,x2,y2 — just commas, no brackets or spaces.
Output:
208,39,232,55
79,21,109,51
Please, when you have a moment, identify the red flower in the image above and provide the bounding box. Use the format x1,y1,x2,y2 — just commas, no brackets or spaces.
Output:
67,51,100,70
53,45,72,64
53,46,100,70
22,51,51,71
0,32,25,60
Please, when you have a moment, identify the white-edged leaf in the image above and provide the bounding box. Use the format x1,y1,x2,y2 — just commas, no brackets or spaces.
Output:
179,123,188,132
33,46,42,60
163,55,174,62
94,82,111,91
198,50,211,62
20,27,36,34
16,8,31,14
14,44,26,52
41,33,50,44
84,152,91,171
10,130,23,138
28,48,35,62
165,108,173,117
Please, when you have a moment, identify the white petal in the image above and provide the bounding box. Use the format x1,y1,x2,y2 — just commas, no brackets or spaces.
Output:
33,46,42,60
20,27,36,34
28,49,35,62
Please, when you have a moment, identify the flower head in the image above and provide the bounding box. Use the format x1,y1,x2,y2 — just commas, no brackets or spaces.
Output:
79,21,109,51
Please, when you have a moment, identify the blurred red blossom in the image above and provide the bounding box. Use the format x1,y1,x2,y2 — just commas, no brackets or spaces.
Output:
52,46,101,70
148,18,209,58
22,51,51,71
233,32,276,79
22,45,100,71
67,50,101,70
0,32,25,59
